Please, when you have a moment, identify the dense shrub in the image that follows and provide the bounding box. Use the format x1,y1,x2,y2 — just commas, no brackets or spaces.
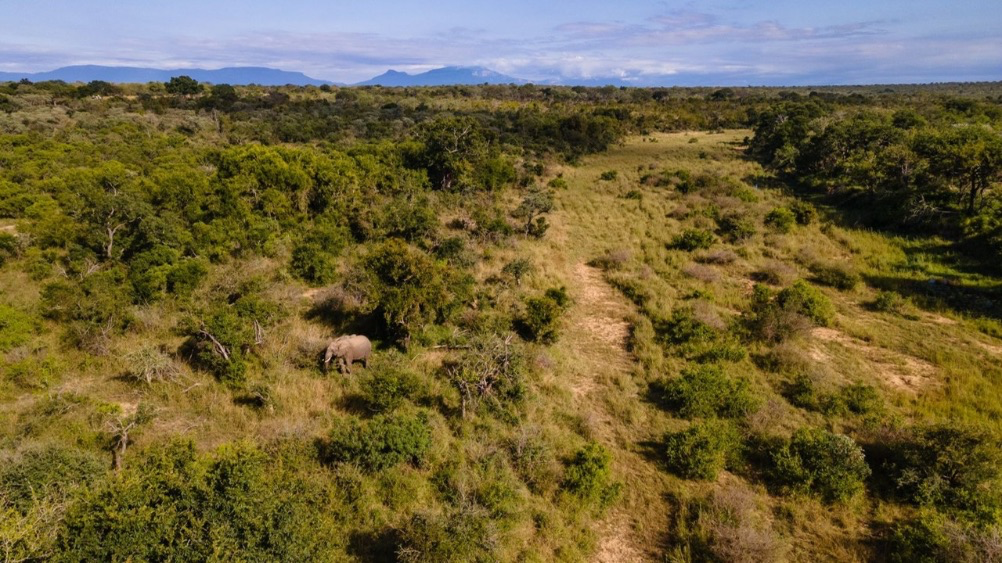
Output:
778,281,835,325
363,239,459,339
764,207,796,233
361,363,423,412
518,287,571,343
322,412,432,470
0,445,105,513
57,441,342,561
561,442,621,507
445,333,528,420
716,214,757,242
661,365,759,419
664,419,741,480
809,262,861,290
887,424,1001,514
770,428,871,503
747,281,834,341
871,291,906,313
789,200,818,225
290,221,351,285
397,505,500,563
0,303,37,352
672,229,716,251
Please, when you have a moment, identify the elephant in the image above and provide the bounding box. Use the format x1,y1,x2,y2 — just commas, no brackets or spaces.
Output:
324,334,372,374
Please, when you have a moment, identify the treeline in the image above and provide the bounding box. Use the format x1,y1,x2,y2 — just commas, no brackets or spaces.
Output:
748,95,1002,266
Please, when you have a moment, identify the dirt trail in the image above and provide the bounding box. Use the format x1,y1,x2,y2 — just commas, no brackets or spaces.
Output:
545,262,653,561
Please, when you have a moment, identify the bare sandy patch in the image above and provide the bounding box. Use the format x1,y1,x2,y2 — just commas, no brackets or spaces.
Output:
810,327,936,393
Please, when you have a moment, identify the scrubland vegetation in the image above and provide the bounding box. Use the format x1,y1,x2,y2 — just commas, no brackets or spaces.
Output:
1,77,1002,561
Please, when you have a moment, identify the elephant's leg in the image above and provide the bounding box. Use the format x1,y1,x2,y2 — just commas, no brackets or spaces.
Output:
363,357,369,368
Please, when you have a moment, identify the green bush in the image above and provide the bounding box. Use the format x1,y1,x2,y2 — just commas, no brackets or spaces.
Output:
771,428,871,503
0,231,18,265
363,239,456,339
322,412,432,471
0,445,105,513
777,280,835,326
671,229,716,251
664,419,740,480
397,506,500,563
716,215,757,242
518,288,570,343
887,513,952,563
561,442,621,507
764,207,796,233
809,262,860,291
0,303,37,352
888,424,1001,513
57,440,342,561
290,221,350,285
599,170,618,181
501,258,534,285
361,364,423,412
871,290,906,313
661,365,759,419
789,200,818,225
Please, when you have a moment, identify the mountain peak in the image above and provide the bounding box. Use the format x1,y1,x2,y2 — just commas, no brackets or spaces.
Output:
355,66,525,86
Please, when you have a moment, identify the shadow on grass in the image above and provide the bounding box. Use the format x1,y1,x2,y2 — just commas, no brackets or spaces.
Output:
864,274,1002,320
348,528,400,562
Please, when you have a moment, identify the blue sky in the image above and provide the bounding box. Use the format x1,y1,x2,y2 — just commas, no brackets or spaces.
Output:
0,0,999,84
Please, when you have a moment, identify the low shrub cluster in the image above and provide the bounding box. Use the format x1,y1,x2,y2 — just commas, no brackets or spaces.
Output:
769,428,870,503
664,419,741,480
661,365,760,419
322,411,433,471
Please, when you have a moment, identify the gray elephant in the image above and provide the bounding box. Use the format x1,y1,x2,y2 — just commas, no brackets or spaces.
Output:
324,334,372,374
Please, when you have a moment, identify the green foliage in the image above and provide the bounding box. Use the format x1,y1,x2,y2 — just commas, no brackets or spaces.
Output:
57,440,342,561
599,170,618,181
764,207,796,233
778,281,835,325
164,75,201,96
770,428,871,503
716,214,757,242
513,188,554,238
748,281,835,341
445,333,528,420
672,229,716,251
0,445,105,513
501,257,534,285
809,262,861,290
397,505,500,563
661,365,759,419
186,293,280,386
519,288,570,343
363,239,458,339
871,290,906,313
361,362,424,412
789,200,818,225
0,304,37,352
888,424,1001,514
785,376,883,417
561,442,621,507
885,512,966,563
322,412,432,471
664,419,741,480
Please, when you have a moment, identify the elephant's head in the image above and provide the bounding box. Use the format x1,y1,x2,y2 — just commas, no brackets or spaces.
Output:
323,338,347,366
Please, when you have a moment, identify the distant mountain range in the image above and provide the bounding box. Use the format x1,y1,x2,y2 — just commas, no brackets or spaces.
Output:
0,65,335,86
0,64,534,87
356,66,525,86
0,64,779,88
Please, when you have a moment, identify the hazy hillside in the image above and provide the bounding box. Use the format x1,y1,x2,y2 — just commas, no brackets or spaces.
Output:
1,78,1002,562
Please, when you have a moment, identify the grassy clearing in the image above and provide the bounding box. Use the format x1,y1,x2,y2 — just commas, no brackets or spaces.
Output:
527,130,1002,560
